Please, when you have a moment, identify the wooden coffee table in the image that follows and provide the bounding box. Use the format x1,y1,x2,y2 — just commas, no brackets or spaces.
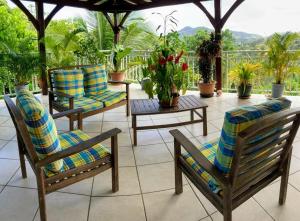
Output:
130,95,208,146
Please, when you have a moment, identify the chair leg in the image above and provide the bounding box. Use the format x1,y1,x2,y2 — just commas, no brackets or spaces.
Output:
37,169,47,221
69,118,74,131
223,190,232,221
279,151,292,205
17,134,27,178
111,135,119,192
126,84,130,117
174,139,183,194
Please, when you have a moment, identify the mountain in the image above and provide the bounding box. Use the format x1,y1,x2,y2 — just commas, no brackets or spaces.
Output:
179,26,264,44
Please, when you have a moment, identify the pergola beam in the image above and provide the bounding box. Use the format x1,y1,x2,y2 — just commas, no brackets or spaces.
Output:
45,5,63,28
221,0,245,28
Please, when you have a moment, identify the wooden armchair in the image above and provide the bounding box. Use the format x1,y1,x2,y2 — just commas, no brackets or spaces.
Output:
4,95,121,221
171,108,300,221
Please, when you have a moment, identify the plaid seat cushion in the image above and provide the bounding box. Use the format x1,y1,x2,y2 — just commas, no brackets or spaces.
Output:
88,89,126,107
183,139,221,194
16,89,63,172
53,69,84,100
214,98,291,175
82,64,108,95
45,130,110,177
57,97,104,113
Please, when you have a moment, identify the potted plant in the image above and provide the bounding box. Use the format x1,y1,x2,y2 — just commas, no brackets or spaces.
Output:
7,52,39,92
143,48,188,107
196,33,220,98
229,62,261,99
110,44,132,82
265,32,300,98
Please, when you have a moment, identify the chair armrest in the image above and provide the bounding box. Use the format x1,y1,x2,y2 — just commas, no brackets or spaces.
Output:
108,80,131,85
48,90,74,99
170,129,229,187
52,108,84,120
35,128,122,168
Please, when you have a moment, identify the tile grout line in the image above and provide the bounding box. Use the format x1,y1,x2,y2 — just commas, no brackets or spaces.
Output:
252,196,276,221
128,115,148,221
86,177,95,221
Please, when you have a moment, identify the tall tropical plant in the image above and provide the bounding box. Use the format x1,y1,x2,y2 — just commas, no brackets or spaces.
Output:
265,32,300,84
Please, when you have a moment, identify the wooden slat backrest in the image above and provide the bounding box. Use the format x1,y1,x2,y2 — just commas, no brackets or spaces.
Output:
4,95,39,164
230,108,300,196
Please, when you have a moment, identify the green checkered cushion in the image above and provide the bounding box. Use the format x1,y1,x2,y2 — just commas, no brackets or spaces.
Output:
16,89,63,172
88,89,126,107
183,139,221,194
45,130,110,177
53,69,84,100
82,64,108,95
214,98,291,175
57,97,104,113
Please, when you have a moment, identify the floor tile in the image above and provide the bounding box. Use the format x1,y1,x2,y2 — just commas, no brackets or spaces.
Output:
0,186,38,221
118,146,135,167
158,127,193,143
254,182,300,221
0,126,16,140
143,186,207,221
189,182,217,215
102,131,132,147
0,139,9,151
137,162,186,193
92,167,140,196
211,198,273,221
0,140,19,159
82,121,102,133
89,195,146,221
185,123,219,137
133,130,164,146
34,192,90,221
0,159,20,185
102,121,130,132
103,112,130,122
134,143,173,166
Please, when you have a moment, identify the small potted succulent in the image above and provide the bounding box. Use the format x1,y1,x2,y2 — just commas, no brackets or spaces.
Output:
110,44,132,82
229,62,261,99
196,33,220,98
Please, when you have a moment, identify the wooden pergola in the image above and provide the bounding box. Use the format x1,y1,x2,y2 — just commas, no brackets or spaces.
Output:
11,0,245,95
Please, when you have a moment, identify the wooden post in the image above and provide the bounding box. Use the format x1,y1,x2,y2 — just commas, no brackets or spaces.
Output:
36,1,48,95
214,0,222,95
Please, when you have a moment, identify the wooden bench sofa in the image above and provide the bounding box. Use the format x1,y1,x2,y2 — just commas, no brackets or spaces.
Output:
48,64,130,130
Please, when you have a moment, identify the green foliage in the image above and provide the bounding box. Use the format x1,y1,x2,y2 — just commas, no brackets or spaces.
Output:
196,33,221,83
112,45,132,72
264,32,300,84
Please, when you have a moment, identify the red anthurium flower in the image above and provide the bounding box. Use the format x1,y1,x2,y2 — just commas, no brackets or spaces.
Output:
159,57,167,65
182,63,188,71
167,55,174,62
175,51,184,64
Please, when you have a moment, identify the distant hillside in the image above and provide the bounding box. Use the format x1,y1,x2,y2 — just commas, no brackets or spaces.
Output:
179,26,264,44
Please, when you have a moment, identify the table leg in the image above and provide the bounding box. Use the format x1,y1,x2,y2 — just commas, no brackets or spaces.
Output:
203,107,207,136
132,115,137,146
190,110,194,121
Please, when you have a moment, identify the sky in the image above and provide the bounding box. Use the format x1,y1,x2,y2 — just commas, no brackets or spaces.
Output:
8,0,300,37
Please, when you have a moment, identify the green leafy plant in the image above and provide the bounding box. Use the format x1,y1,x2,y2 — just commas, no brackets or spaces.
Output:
229,62,261,93
196,33,220,83
111,44,132,72
264,32,300,84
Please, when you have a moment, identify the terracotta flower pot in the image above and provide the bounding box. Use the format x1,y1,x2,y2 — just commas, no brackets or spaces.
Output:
198,81,215,98
110,72,125,85
171,95,180,107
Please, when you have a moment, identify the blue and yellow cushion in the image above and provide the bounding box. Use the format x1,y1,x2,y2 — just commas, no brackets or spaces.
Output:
16,89,63,172
58,97,104,113
183,139,221,194
214,98,291,175
88,89,126,107
82,64,108,96
44,130,110,177
53,69,84,99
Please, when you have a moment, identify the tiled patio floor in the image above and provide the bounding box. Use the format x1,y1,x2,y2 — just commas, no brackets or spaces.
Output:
1,84,300,221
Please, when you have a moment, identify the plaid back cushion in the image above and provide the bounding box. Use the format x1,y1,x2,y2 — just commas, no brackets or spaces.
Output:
53,69,84,99
16,89,63,172
82,64,108,95
214,98,291,175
